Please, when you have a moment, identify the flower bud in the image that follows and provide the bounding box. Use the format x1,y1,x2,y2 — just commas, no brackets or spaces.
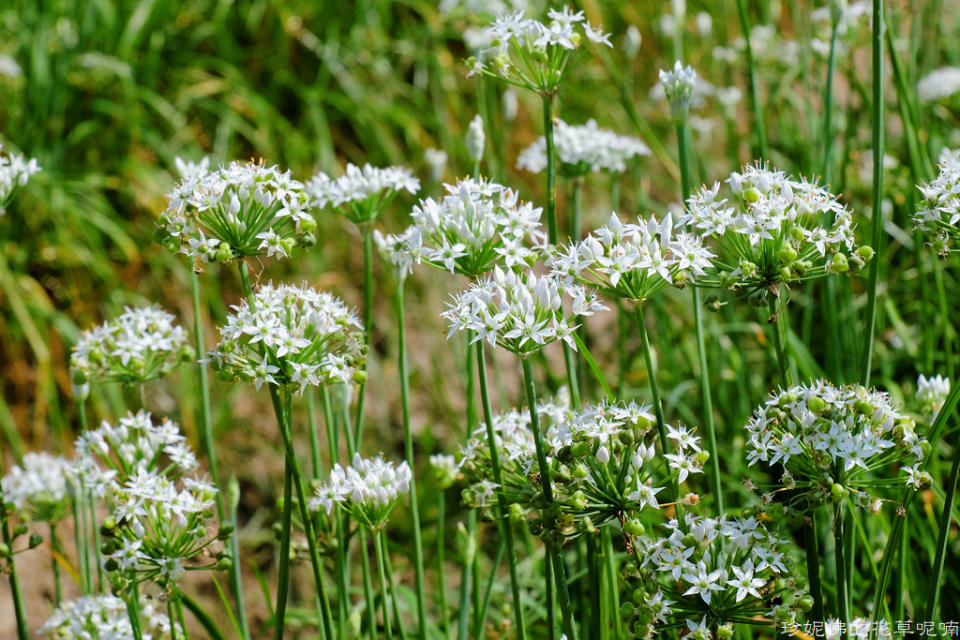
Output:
28,533,43,549
13,524,28,537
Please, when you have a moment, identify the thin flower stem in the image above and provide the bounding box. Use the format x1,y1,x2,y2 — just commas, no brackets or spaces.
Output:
834,503,848,639
395,279,428,640
127,581,144,640
322,389,349,639
375,529,395,639
436,490,449,639
192,269,251,640
360,530,378,640
474,536,506,639
676,120,723,515
458,333,478,640
632,306,669,457
768,293,793,387
273,452,294,640
382,532,408,640
50,522,62,605
307,389,322,478
520,357,578,640
570,178,582,242
477,341,528,640
542,92,558,245
71,495,87,594
169,596,179,640
925,432,960,625
355,225,375,445
0,456,28,640
601,528,623,639
735,0,769,160
804,509,824,623
862,0,886,386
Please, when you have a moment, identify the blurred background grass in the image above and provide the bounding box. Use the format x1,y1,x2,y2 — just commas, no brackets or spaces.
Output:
2,0,960,634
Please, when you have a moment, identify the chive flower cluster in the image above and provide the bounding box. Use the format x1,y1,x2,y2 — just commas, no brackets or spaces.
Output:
466,6,612,93
745,381,928,512
310,453,413,529
658,61,698,119
630,514,804,635
1,452,72,523
409,177,545,276
0,144,41,214
458,400,705,536
549,212,714,301
516,119,650,176
442,266,606,355
208,282,365,393
70,306,192,398
684,162,872,296
156,160,315,267
916,373,950,422
41,594,175,639
308,163,420,224
915,148,960,256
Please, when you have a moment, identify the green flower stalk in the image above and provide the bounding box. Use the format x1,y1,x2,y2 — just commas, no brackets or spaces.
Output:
0,455,29,640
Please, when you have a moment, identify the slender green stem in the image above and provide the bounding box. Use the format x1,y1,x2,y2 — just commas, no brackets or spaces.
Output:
307,389,322,478
383,533,408,640
0,456,28,640
862,0,886,386
735,0,769,160
127,582,144,640
477,342,528,640
322,388,349,638
437,490,449,639
458,333,478,640
542,93,558,245
926,434,960,625
520,357,577,640
85,490,97,592
632,306,669,458
601,528,623,640
50,523,62,605
192,270,250,640
456,528,472,640
71,495,87,594
474,537,506,639
805,510,824,623
273,453,294,640
570,178,582,242
181,590,228,640
395,279,427,640
169,595,180,640
355,225,375,445
768,293,793,386
834,504,848,638
360,530,378,640
374,530,395,639
676,120,722,515
820,17,840,180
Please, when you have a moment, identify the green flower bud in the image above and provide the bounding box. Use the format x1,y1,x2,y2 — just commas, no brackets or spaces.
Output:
12,524,28,537
623,519,645,536
214,244,233,263
28,533,43,549
828,252,849,273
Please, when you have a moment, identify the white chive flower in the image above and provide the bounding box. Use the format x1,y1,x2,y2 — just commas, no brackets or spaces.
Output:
374,227,423,280
658,61,698,119
424,148,448,182
467,114,486,163
917,67,960,103
466,6,612,93
0,144,41,214
1,452,72,523
516,119,650,177
549,211,714,302
441,266,606,356
684,162,872,296
630,514,803,634
310,453,412,529
208,282,365,393
156,160,315,269
429,454,459,489
70,306,192,398
745,381,929,511
102,468,220,588
307,163,420,225
409,176,545,277
915,148,960,256
916,374,950,421
41,594,176,639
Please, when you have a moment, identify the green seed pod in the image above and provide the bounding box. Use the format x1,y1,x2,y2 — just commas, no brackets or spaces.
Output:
12,524,28,537
28,533,43,549
214,244,233,263
623,518,645,536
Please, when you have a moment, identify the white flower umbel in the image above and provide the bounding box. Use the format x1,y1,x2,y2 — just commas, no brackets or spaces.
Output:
630,514,804,635
684,162,872,296
374,226,423,280
915,148,960,256
916,374,950,422
74,411,196,486
102,469,220,589
1,452,71,523
157,159,315,269
0,144,41,214
745,381,929,512
70,306,192,398
208,282,365,394
550,211,714,302
658,61,698,120
310,453,412,529
41,594,176,639
466,6,612,93
409,177,545,277
917,67,960,103
307,163,420,225
458,399,702,536
517,119,650,177
442,266,606,356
